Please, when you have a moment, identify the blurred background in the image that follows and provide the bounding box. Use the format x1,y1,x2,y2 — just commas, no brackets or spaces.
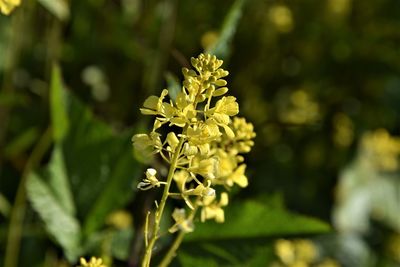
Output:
1,0,400,266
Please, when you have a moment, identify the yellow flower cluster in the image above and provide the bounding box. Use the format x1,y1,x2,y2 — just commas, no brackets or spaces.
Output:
272,239,340,267
133,54,255,228
360,129,400,171
278,90,320,125
77,257,107,267
0,0,20,15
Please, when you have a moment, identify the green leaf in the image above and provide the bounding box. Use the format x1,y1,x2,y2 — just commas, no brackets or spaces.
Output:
186,200,330,241
37,0,70,21
206,0,246,59
111,228,134,260
47,145,76,215
59,94,141,236
179,240,275,267
26,172,81,262
50,65,69,142
175,199,330,267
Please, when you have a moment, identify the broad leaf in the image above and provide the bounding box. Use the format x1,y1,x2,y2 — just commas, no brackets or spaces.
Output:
186,200,330,241
26,172,81,262
47,145,76,215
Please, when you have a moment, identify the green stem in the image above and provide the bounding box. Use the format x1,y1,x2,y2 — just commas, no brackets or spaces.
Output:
158,200,200,267
141,136,186,267
4,127,53,267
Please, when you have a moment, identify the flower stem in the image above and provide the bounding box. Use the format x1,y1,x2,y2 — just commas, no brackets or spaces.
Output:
158,200,200,267
141,136,186,267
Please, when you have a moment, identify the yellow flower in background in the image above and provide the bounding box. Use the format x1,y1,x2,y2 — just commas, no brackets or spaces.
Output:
273,239,341,267
168,208,194,233
268,5,294,33
361,129,400,171
77,257,107,267
106,210,133,229
0,0,20,15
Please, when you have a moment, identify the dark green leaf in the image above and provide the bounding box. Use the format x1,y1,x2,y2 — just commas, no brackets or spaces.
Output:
206,0,246,59
186,200,330,241
50,65,69,142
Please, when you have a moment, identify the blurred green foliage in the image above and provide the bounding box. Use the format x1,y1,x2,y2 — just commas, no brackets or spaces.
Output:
1,0,400,266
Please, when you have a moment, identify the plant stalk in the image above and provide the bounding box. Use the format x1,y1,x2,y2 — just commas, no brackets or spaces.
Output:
158,200,200,267
141,136,186,267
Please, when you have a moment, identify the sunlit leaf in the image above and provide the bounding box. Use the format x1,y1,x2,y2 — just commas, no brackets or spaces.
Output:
26,172,81,262
38,0,70,21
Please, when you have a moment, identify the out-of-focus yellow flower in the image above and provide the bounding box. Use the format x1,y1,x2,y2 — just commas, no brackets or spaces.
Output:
294,239,318,263
273,239,341,267
0,0,20,15
201,31,219,50
279,90,319,125
275,239,296,265
274,239,318,266
268,5,294,33
361,129,400,171
327,0,351,16
200,192,228,223
333,113,354,148
106,210,133,229
77,257,107,267
168,208,194,233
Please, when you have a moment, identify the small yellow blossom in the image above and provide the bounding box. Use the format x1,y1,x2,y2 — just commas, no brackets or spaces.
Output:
140,89,169,116
200,192,229,223
187,119,221,147
0,0,20,15
189,157,219,180
166,132,179,152
168,208,194,233
137,168,166,190
132,132,162,155
77,257,106,267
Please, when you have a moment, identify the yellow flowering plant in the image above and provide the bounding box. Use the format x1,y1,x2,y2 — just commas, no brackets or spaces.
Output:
132,53,256,266
77,257,107,267
0,0,20,15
